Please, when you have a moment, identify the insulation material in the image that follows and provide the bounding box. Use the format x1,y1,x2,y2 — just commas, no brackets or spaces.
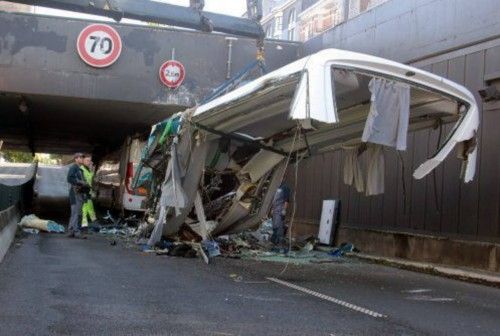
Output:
240,150,284,183
362,78,410,150
342,144,364,193
365,144,385,196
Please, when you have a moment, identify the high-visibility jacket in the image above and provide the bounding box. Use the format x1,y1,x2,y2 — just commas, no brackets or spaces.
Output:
80,165,94,186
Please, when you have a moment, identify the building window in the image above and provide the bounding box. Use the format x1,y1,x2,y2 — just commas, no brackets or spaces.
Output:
288,26,295,40
265,23,274,38
287,8,296,40
288,8,297,25
274,14,282,38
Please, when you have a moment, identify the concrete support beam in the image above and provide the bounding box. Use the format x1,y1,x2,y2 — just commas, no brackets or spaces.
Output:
0,11,300,154
9,0,264,38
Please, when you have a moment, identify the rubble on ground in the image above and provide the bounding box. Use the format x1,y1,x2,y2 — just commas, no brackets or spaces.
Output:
130,215,358,265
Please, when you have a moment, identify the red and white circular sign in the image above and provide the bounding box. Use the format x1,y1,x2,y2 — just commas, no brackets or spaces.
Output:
77,24,122,68
159,60,186,89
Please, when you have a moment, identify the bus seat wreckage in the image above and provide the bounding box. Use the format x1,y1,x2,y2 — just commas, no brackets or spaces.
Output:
132,49,479,247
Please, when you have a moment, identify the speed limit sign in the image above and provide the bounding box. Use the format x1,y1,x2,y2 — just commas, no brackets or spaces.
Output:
77,24,122,68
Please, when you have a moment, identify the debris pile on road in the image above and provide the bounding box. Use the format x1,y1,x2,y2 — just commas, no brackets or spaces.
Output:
84,206,356,265
89,211,139,237
133,215,358,265
19,214,65,233
214,227,348,265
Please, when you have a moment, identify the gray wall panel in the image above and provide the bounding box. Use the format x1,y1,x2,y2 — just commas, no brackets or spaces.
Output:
291,0,500,242
305,0,500,63
382,149,398,228
459,51,484,235
440,56,466,235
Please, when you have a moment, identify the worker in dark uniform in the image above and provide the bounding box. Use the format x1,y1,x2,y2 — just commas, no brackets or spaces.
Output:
67,153,89,238
271,182,291,247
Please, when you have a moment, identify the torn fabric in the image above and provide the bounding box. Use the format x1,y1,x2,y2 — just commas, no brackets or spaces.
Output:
365,144,385,196
343,144,364,193
161,138,188,216
148,204,167,246
147,138,188,246
362,78,410,150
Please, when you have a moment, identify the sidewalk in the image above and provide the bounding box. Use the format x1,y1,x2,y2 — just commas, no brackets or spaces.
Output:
348,252,500,288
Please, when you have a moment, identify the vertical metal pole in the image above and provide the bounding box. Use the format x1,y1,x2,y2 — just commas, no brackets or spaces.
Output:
225,37,238,79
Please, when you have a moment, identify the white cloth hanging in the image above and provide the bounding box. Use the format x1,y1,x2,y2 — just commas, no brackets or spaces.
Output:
148,204,167,246
342,144,364,193
362,78,410,150
147,137,187,246
365,144,385,196
161,138,187,216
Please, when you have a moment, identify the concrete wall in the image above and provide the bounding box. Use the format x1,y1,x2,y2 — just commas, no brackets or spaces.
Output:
337,226,500,273
0,206,20,263
0,12,300,108
304,0,500,63
290,0,500,245
0,12,301,153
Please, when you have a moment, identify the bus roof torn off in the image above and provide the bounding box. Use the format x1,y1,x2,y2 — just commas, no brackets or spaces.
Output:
134,48,479,244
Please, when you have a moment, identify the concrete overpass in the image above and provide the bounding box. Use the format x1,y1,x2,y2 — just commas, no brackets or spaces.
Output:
0,11,301,155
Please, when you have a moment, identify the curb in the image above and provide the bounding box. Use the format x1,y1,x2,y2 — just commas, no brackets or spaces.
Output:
0,206,20,263
347,252,500,288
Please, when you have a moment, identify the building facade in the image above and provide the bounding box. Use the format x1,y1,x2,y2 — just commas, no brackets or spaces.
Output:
261,0,390,41
0,1,33,13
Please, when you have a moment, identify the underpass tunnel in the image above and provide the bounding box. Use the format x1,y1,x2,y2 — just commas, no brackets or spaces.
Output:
0,10,301,225
0,92,184,223
0,91,181,155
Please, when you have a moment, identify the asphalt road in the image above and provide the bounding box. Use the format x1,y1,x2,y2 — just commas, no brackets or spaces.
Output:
0,234,499,336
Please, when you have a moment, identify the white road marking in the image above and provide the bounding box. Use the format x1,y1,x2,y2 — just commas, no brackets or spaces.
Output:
267,277,387,318
406,295,455,302
402,288,432,294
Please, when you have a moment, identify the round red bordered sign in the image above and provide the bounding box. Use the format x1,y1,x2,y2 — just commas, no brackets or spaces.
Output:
159,60,186,89
77,24,122,68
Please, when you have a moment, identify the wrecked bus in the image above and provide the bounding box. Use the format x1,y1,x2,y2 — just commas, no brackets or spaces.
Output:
94,135,152,213
134,49,479,245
